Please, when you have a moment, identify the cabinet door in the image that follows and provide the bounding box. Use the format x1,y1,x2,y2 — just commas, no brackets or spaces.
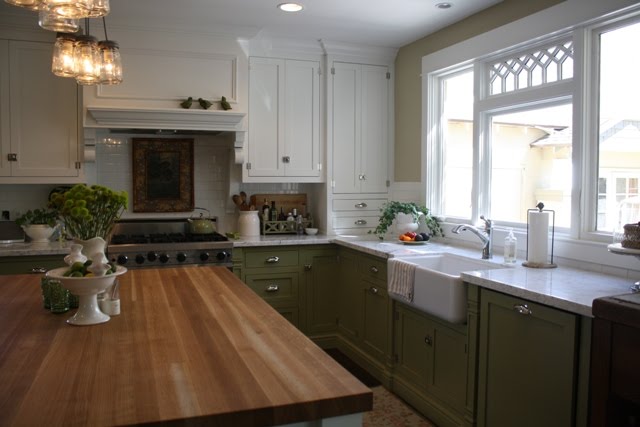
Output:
477,289,577,427
360,64,389,194
303,248,339,335
337,249,361,341
394,304,431,390
0,40,9,177
283,60,320,178
9,41,79,177
428,321,467,410
361,278,389,362
247,57,284,177
332,62,361,194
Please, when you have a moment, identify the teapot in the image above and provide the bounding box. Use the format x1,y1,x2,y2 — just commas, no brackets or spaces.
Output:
187,208,217,234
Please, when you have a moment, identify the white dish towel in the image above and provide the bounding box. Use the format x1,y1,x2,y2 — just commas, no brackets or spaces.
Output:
388,258,417,303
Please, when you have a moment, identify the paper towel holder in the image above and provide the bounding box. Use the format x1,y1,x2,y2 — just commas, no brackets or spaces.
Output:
523,202,557,269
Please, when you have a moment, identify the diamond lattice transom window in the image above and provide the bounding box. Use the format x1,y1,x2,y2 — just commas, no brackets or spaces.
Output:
488,40,574,95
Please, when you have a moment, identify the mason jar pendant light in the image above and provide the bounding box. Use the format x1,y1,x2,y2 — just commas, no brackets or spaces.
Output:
96,16,122,84
87,0,108,17
39,8,79,32
52,32,77,77
74,33,101,85
44,0,94,19
4,0,43,11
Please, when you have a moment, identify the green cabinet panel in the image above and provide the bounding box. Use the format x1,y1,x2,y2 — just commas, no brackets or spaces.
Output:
477,289,577,427
361,277,389,361
302,247,339,336
337,249,362,342
393,304,431,389
244,272,299,308
358,254,387,286
276,307,299,327
0,255,65,275
429,322,467,407
245,248,299,268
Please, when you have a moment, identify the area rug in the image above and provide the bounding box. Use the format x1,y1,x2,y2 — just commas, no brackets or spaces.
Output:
363,386,436,427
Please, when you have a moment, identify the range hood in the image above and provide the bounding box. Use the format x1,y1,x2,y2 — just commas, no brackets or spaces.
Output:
87,106,245,132
86,106,247,164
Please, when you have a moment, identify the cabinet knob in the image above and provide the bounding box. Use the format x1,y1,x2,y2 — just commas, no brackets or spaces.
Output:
369,286,378,294
304,264,312,271
7,153,17,162
282,156,291,163
358,174,364,180
265,285,279,293
354,202,368,208
513,304,533,315
370,266,378,274
265,256,280,264
355,219,367,225
424,336,433,346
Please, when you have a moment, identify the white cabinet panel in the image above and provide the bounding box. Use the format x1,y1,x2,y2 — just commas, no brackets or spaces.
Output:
1,40,80,181
331,62,389,194
246,57,321,182
0,40,9,177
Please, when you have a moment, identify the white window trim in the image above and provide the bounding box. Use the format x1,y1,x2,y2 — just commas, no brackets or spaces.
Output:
421,0,640,272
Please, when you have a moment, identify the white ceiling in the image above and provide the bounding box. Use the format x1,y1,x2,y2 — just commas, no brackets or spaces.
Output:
1,0,503,48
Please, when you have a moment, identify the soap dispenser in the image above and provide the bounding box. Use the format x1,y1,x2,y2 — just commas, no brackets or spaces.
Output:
504,228,517,264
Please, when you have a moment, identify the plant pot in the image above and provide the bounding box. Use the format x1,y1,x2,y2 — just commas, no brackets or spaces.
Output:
395,212,419,234
22,224,56,243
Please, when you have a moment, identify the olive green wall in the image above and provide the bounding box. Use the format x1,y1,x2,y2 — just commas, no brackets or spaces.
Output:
393,0,565,182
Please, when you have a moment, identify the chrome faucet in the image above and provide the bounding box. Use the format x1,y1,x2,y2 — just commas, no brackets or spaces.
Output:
451,216,493,259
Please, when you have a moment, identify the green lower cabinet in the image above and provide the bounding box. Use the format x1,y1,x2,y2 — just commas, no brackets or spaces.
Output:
337,249,362,342
302,247,339,339
477,288,578,427
0,255,65,275
361,276,390,362
392,303,470,427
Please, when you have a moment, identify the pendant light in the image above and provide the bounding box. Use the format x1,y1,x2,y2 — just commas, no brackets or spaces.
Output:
74,19,101,85
44,0,94,19
97,17,122,84
4,0,42,11
39,8,79,32
52,32,77,77
87,0,108,17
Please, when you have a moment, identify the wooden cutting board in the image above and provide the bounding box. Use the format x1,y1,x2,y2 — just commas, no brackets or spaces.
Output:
250,194,307,216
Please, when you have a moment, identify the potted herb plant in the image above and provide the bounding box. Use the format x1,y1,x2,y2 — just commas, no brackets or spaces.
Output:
369,201,443,240
15,208,59,243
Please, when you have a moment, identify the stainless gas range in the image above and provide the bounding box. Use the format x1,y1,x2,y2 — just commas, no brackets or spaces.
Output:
107,219,233,269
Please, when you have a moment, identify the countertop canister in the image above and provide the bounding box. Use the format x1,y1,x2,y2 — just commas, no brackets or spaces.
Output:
238,210,260,237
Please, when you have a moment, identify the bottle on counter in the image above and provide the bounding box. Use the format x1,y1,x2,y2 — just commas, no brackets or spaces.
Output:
270,201,278,221
287,212,294,222
504,228,517,264
278,207,286,221
296,215,304,235
262,198,270,221
292,208,298,218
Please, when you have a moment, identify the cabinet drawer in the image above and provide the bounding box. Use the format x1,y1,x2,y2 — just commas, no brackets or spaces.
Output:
333,199,386,212
334,215,378,229
244,273,299,306
358,255,387,285
245,250,299,268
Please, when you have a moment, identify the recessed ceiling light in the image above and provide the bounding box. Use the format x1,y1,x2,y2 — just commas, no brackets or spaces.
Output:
435,2,452,9
277,3,304,12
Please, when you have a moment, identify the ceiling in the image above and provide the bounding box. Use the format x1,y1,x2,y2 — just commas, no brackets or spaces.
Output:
1,0,503,48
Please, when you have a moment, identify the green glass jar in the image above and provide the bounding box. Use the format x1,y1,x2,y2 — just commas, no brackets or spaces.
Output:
40,277,52,309
48,280,70,314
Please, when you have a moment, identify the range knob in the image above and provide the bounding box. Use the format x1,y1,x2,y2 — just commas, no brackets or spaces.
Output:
159,253,170,263
176,253,187,263
117,255,128,265
147,252,158,262
135,254,145,264
200,252,210,262
216,251,229,261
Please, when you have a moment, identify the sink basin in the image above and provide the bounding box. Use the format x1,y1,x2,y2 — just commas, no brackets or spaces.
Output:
389,253,502,324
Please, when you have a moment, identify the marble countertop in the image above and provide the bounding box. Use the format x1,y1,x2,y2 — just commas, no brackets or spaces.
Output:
2,234,635,317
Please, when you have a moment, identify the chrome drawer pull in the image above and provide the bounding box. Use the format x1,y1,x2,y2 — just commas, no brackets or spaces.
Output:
513,304,533,315
355,202,368,208
370,266,379,274
369,286,378,294
265,256,280,264
265,285,279,293
30,267,47,274
354,219,367,225
304,264,312,271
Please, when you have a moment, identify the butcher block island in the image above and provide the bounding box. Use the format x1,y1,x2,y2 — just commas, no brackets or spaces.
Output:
0,266,372,426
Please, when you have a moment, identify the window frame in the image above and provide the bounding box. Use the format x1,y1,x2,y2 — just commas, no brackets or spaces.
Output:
424,7,640,244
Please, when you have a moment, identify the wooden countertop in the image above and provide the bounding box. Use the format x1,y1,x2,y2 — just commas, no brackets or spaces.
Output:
0,267,372,426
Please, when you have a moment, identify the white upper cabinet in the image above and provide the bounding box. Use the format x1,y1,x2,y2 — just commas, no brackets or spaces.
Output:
331,62,389,194
245,57,321,182
0,40,81,183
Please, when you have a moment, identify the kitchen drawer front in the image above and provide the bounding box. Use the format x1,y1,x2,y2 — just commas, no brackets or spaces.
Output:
245,249,299,268
358,255,387,286
333,198,386,212
244,272,299,307
333,215,379,230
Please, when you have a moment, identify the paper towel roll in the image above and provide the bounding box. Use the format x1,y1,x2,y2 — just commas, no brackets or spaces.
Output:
527,211,549,264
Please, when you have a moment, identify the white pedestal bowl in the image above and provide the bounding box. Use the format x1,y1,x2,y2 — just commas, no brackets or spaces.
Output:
46,266,127,325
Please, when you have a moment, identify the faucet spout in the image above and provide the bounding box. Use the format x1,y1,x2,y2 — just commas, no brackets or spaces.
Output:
451,216,493,259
